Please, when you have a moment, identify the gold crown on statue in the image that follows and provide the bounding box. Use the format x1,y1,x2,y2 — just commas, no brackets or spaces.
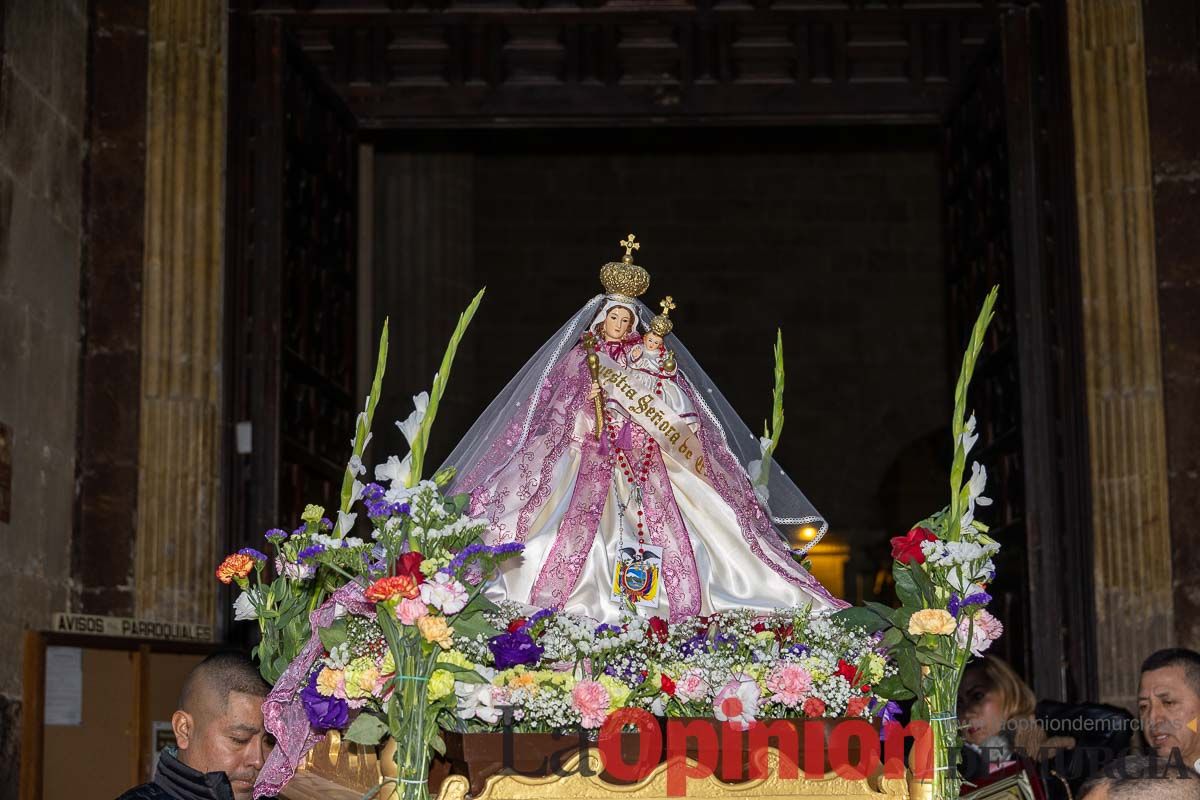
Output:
599,234,651,300
649,296,676,336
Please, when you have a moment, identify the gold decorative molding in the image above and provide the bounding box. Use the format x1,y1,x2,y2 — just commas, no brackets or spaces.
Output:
135,0,226,626
434,749,913,800
1066,0,1173,707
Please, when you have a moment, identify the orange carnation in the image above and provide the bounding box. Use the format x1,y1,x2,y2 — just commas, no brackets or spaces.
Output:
366,575,421,603
216,553,255,584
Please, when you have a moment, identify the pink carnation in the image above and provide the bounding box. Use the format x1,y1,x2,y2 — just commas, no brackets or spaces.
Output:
803,697,826,717
675,669,710,703
572,680,611,729
846,696,871,718
765,664,813,706
957,610,1003,656
396,597,429,626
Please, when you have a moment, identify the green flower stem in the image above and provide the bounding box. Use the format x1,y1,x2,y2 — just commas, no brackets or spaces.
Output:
339,319,390,521
946,287,997,541
407,289,485,488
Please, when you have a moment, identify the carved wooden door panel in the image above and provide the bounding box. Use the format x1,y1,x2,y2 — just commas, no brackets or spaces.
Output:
226,17,359,559
943,4,1093,700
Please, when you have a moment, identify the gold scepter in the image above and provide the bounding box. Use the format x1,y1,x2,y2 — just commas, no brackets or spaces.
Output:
581,331,604,440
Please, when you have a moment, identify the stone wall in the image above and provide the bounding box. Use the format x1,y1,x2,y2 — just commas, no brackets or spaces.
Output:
1143,0,1200,651
0,0,88,791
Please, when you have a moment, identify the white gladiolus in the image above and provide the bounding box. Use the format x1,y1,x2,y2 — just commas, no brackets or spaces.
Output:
961,413,979,456
397,391,431,446
336,510,357,537
375,453,413,487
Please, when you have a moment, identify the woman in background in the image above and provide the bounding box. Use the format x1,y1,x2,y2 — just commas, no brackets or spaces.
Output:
958,656,1076,789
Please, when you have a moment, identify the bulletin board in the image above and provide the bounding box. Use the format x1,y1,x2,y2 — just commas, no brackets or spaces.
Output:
19,630,218,800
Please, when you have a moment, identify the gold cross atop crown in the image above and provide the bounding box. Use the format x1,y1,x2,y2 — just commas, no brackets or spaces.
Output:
650,296,676,337
620,234,641,263
600,233,650,298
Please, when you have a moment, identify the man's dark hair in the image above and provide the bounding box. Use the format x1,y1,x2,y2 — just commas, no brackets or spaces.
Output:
179,651,270,710
1140,648,1200,697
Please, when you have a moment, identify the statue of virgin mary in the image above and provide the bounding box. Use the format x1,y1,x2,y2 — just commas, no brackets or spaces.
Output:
441,236,847,624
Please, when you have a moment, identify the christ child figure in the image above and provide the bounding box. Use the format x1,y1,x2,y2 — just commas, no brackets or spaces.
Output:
629,296,677,377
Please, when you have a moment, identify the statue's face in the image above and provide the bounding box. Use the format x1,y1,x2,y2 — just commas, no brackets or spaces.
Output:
644,332,663,351
602,307,634,341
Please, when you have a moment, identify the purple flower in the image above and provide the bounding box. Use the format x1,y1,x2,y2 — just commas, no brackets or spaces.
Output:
239,547,268,562
782,643,810,658
265,528,287,541
320,517,334,531
291,525,307,538
297,544,326,562
441,542,524,577
301,672,348,731
463,562,484,586
362,482,386,502
488,632,544,670
518,607,555,635
949,590,992,617
869,697,903,725
595,623,622,637
963,590,991,608
396,502,411,515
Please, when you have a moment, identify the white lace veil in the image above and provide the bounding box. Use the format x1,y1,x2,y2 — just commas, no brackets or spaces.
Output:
439,294,830,554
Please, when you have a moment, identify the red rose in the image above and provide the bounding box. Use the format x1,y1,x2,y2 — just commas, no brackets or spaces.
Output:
803,697,826,717
752,622,767,634
846,696,870,717
648,616,670,643
395,551,426,582
890,527,938,565
661,674,677,697
507,617,528,634
836,659,863,686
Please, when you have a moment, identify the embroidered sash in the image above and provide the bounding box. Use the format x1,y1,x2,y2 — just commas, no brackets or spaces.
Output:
595,352,706,477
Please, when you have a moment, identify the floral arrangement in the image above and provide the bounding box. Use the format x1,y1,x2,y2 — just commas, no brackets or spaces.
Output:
833,286,1001,800
443,603,896,734
214,285,1017,800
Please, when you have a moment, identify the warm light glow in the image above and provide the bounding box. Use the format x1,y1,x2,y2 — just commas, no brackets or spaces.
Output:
798,526,818,541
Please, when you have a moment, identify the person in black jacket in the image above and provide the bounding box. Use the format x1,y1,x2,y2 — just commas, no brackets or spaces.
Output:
117,652,272,800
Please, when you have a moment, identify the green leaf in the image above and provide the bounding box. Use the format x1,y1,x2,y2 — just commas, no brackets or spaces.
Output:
339,320,389,520
317,619,349,652
831,606,891,634
889,606,915,633
430,732,447,757
452,611,501,642
345,712,388,746
908,563,937,605
893,566,922,608
447,669,486,685
408,289,486,486
881,627,905,649
449,493,470,516
896,648,923,696
915,647,955,668
872,675,915,701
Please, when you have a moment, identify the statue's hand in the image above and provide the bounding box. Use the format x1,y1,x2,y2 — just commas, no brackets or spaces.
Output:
588,381,601,401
